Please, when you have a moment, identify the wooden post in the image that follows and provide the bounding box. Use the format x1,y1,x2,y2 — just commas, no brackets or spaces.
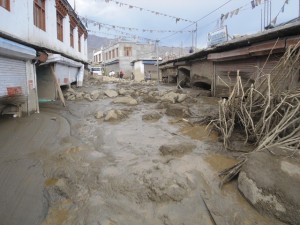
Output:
50,64,66,107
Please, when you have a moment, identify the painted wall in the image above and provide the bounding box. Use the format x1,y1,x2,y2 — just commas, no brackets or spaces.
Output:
0,0,87,62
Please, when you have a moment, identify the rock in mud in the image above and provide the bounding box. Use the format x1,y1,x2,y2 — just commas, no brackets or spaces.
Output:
142,112,162,121
142,95,159,103
161,92,179,103
160,92,188,104
104,90,118,98
118,88,127,95
84,93,93,102
113,97,138,105
143,168,192,202
238,150,300,225
164,104,191,118
177,94,187,103
75,92,84,100
104,109,127,121
66,88,76,94
66,94,76,101
95,111,104,119
159,143,196,157
90,90,100,100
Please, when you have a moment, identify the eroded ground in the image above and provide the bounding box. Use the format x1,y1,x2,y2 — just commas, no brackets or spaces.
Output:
0,77,286,225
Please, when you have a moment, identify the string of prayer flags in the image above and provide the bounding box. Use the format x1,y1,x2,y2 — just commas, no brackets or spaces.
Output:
103,0,194,24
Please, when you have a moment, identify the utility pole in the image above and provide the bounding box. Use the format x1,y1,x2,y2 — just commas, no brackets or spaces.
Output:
156,40,160,83
195,22,198,52
299,0,300,17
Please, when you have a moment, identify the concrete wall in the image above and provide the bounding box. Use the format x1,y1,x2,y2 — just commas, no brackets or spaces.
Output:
133,61,144,81
0,0,87,62
190,61,214,86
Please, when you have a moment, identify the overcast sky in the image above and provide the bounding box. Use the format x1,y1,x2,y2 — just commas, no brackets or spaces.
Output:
69,0,299,48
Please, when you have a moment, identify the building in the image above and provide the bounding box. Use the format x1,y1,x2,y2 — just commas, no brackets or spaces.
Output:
0,0,88,115
131,59,162,81
159,19,300,96
93,41,156,78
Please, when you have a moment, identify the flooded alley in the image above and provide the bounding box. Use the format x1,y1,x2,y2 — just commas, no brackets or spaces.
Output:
0,76,287,225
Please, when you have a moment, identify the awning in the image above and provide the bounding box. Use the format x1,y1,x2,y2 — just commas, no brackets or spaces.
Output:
0,37,36,60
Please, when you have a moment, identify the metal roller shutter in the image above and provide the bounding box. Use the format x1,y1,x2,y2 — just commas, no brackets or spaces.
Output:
0,56,27,97
214,58,258,97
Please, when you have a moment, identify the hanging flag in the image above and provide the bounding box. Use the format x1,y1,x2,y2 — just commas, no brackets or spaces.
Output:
285,0,289,4
251,0,255,9
271,16,277,25
176,18,180,23
235,8,240,15
230,10,235,17
281,5,285,12
224,12,229,20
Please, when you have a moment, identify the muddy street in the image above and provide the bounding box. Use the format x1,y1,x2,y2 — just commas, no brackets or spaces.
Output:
0,77,285,225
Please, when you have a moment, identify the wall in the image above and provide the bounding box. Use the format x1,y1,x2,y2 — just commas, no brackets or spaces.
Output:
133,61,144,81
0,0,87,62
190,60,214,86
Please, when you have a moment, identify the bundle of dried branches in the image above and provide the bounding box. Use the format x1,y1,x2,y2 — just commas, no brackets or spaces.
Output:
213,42,300,152
212,42,300,186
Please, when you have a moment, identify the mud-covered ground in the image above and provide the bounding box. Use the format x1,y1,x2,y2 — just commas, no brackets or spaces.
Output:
0,76,286,225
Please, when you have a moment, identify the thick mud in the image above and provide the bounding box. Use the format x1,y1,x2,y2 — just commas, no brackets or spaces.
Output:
0,78,286,225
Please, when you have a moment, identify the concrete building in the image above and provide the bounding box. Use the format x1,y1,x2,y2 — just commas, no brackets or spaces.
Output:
93,41,156,78
159,19,300,96
131,59,162,81
0,0,88,115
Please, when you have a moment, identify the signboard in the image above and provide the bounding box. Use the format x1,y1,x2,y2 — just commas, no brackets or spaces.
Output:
208,26,228,47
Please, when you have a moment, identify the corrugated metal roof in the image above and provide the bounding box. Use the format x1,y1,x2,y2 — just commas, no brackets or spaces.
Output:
160,19,300,66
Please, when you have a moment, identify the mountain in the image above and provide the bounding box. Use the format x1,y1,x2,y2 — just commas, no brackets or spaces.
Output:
87,35,111,60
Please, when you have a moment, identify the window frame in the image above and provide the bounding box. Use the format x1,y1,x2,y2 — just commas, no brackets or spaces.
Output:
124,47,132,57
56,11,64,42
0,0,10,11
78,33,81,52
70,23,75,48
33,0,46,31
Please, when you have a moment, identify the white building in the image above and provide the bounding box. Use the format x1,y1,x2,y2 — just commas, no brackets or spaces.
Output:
0,0,88,115
93,41,156,78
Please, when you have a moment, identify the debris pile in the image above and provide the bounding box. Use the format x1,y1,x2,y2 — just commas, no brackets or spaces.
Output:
213,43,300,152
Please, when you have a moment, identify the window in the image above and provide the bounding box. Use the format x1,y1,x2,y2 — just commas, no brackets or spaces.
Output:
78,34,81,52
124,47,132,57
0,0,10,11
112,49,115,58
109,51,111,59
70,24,74,48
116,48,119,57
33,0,45,30
57,12,63,41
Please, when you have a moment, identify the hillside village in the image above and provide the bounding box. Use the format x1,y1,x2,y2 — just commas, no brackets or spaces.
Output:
0,0,299,225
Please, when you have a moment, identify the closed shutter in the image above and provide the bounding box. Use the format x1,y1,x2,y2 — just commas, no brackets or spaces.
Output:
215,58,258,97
55,64,79,85
0,56,27,97
55,63,69,85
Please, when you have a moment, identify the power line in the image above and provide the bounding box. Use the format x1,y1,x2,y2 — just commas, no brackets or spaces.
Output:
102,0,194,23
159,0,234,42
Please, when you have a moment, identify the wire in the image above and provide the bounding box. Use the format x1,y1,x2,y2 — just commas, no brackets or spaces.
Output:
159,0,234,42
